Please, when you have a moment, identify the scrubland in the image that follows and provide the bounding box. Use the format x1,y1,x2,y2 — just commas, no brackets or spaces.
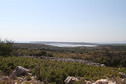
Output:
0,41,126,83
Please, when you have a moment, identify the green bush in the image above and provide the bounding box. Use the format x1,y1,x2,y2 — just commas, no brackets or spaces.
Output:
0,40,14,57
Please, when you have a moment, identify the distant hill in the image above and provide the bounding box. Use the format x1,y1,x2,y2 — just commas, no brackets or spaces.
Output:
30,41,97,45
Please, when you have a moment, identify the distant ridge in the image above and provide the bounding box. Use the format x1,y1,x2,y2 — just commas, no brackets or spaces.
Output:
98,41,126,44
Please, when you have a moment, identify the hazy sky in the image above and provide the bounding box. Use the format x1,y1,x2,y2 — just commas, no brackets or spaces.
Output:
0,0,126,42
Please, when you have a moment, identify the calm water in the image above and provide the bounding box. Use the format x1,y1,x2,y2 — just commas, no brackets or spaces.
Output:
45,43,97,47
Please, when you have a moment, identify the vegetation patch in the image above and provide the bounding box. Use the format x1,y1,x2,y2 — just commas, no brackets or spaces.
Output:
0,56,126,83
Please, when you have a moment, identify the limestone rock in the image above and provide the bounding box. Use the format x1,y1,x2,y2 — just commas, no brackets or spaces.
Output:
94,79,116,84
64,76,79,84
10,66,31,80
101,64,106,67
118,72,126,78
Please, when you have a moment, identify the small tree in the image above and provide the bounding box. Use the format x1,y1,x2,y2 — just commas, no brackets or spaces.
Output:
0,39,14,57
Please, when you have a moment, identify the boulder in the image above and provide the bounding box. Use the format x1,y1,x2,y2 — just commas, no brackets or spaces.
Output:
10,66,31,80
118,72,126,78
64,76,79,84
94,79,116,84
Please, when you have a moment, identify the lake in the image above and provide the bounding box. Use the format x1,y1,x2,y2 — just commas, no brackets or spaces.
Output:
44,43,97,47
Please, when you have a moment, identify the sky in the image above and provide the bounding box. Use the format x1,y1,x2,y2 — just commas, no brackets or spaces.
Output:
0,0,126,43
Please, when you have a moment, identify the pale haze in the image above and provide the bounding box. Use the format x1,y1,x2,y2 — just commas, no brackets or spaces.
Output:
0,0,126,43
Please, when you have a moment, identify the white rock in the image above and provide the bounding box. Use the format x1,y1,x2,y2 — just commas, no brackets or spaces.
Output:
94,79,116,84
101,64,106,67
64,76,79,84
118,72,126,78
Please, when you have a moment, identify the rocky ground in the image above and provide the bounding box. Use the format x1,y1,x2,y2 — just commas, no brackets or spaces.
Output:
25,56,105,67
0,56,126,84
0,66,44,84
0,66,126,84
